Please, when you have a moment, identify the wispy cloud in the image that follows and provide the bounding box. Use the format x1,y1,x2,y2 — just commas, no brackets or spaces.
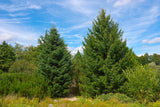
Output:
0,0,160,55
68,46,83,55
0,18,30,24
122,6,160,46
137,45,160,55
59,21,92,34
54,0,101,16
70,21,92,30
0,32,16,42
0,23,39,46
0,3,41,12
9,13,29,17
143,37,160,44
114,0,131,7
62,34,84,46
144,32,160,39
28,5,41,9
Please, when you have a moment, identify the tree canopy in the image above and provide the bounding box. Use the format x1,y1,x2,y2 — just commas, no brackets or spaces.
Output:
0,41,15,73
38,26,72,97
79,9,137,97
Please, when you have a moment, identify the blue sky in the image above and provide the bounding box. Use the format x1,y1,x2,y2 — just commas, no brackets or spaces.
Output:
0,0,160,55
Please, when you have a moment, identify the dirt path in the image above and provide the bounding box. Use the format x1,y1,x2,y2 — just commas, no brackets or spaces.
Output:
61,96,79,101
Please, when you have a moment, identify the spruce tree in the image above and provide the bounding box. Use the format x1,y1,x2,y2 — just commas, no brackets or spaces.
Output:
0,41,15,73
79,9,137,97
71,51,82,95
38,26,72,97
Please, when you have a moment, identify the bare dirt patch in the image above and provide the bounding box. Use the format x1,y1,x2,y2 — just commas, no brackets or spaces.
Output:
62,96,79,101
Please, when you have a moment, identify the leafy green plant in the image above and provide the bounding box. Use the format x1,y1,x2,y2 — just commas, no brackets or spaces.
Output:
123,65,160,103
9,59,36,73
0,72,49,99
147,100,160,107
97,93,134,103
0,69,3,74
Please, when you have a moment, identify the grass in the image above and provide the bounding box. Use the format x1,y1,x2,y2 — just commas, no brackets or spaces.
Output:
0,95,150,107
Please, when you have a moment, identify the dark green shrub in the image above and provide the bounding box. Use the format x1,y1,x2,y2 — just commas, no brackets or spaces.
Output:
0,70,3,74
0,72,49,99
97,93,134,103
123,65,160,103
9,60,36,73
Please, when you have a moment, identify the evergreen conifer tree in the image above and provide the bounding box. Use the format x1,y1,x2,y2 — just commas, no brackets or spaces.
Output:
71,51,82,95
38,26,72,97
0,41,15,73
79,9,137,97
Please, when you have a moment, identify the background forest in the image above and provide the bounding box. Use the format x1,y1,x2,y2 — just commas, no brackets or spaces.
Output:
0,9,160,107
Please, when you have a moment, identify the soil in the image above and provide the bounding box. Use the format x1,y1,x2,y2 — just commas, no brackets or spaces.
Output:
62,96,79,101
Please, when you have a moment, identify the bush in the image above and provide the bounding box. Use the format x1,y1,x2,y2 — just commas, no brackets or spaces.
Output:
0,72,49,99
148,100,160,107
0,70,3,74
97,93,134,103
123,65,160,103
9,60,37,73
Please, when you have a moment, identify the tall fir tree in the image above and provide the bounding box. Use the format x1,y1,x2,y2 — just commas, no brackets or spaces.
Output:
71,51,82,95
38,26,72,97
0,41,15,73
79,9,137,97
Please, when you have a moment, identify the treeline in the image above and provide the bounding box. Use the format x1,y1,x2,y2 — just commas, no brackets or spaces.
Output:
0,42,39,73
0,9,160,103
137,53,160,65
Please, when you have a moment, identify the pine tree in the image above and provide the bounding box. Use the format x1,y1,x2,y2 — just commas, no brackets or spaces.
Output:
79,9,137,97
71,51,82,95
38,26,72,97
0,41,15,73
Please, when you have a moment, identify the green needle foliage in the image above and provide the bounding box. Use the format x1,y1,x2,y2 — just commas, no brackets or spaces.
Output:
0,41,15,73
71,51,83,95
79,9,137,97
38,26,72,97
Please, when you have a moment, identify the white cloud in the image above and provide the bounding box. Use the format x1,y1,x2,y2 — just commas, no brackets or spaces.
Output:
70,21,92,30
54,0,101,16
63,36,83,47
145,32,160,39
0,23,38,46
122,6,160,46
68,46,83,55
139,45,160,55
143,37,160,44
59,21,92,34
114,0,131,7
0,18,30,24
142,40,147,43
0,4,41,12
134,44,160,56
28,5,41,9
0,33,16,42
9,13,29,17
0,0,159,56
106,0,114,3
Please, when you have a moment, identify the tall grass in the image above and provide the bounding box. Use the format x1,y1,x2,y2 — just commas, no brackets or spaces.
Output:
0,95,146,107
